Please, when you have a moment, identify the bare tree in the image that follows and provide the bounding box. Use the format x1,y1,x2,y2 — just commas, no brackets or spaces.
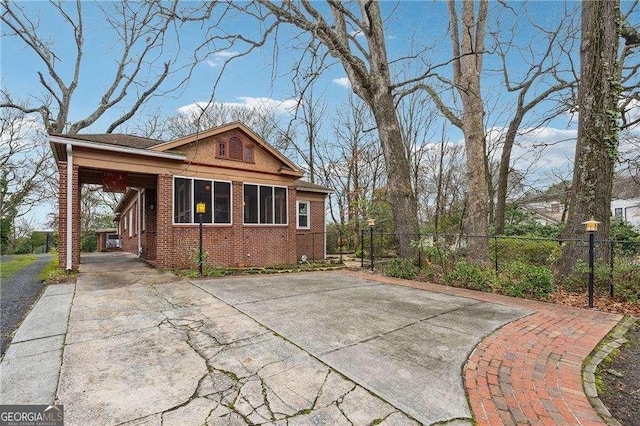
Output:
410,0,490,264
0,105,54,247
176,1,421,257
0,0,185,134
558,0,621,275
490,3,579,234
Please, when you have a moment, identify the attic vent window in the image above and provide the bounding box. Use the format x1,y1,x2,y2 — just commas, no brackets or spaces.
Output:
216,136,255,163
229,137,243,160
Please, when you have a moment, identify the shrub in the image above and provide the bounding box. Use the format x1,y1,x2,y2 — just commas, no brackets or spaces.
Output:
384,258,417,280
490,238,560,267
563,259,640,303
500,261,555,299
444,261,498,292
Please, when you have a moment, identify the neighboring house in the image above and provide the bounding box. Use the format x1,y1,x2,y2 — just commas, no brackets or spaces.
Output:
611,177,640,228
518,193,566,226
50,122,331,271
518,177,640,229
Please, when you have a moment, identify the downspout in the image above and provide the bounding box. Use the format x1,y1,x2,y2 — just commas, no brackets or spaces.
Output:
66,144,73,271
132,188,142,257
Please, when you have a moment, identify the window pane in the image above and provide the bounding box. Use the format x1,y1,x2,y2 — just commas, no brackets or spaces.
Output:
244,184,258,223
218,142,226,158
298,202,308,228
244,146,253,162
214,181,231,223
174,178,192,223
194,180,213,223
260,186,273,224
274,187,287,224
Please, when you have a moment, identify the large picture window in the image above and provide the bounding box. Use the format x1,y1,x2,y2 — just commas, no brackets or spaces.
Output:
244,184,287,225
173,177,231,224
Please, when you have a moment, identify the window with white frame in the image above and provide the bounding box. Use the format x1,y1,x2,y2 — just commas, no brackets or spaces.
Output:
173,177,231,224
243,184,287,224
297,201,310,229
614,208,623,218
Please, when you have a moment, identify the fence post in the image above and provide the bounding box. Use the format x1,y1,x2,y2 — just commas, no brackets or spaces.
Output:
417,233,421,269
588,231,595,308
370,226,375,272
339,229,343,264
609,240,615,297
494,235,499,275
361,229,364,268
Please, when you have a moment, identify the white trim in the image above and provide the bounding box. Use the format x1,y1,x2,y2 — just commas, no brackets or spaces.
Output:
141,190,146,232
66,144,73,270
296,200,310,229
50,135,185,161
133,188,142,256
243,182,289,226
128,209,133,238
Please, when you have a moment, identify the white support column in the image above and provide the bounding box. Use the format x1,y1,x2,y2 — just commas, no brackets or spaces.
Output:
133,188,142,256
66,144,73,271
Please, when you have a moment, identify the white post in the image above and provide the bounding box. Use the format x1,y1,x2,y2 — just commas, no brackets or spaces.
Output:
66,144,73,271
133,188,142,257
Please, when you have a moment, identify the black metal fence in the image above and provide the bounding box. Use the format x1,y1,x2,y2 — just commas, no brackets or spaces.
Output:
297,229,639,304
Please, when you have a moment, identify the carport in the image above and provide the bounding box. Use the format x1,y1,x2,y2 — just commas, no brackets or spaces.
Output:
49,134,185,271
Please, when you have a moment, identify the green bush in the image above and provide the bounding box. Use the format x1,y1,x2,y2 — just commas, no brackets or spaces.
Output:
563,259,640,303
444,261,498,292
490,238,560,267
384,258,417,280
500,261,555,299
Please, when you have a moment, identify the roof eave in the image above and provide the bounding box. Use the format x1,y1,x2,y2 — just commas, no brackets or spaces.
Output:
49,135,186,162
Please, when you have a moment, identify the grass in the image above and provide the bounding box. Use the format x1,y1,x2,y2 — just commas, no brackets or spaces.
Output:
0,254,39,281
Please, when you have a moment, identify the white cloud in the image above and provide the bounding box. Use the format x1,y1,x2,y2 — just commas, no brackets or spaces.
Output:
206,50,240,68
349,30,365,38
332,77,351,88
178,96,299,117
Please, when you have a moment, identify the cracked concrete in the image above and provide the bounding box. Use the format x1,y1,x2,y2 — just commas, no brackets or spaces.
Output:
55,254,421,425
4,253,531,425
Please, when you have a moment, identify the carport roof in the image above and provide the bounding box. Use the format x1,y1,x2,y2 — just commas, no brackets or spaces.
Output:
50,133,163,149
49,134,185,162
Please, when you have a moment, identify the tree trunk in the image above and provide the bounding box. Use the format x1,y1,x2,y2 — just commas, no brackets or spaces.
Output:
455,0,490,265
557,0,620,276
370,91,420,257
494,119,521,235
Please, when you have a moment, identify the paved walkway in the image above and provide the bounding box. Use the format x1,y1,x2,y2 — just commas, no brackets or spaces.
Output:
0,254,625,425
342,271,623,426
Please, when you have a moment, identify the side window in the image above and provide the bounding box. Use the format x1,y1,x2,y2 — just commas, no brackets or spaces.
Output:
244,146,254,163
297,201,310,229
217,141,227,158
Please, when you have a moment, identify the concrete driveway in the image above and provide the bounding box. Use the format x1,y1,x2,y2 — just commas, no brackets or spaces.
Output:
3,253,531,425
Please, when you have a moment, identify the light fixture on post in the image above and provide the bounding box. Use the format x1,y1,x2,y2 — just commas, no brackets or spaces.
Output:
367,218,376,272
196,202,206,276
582,218,600,308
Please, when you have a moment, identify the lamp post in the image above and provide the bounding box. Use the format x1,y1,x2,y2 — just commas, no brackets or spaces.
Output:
196,202,206,276
367,218,376,272
583,218,600,308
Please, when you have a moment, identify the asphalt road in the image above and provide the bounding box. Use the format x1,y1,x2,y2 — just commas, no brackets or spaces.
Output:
0,254,53,357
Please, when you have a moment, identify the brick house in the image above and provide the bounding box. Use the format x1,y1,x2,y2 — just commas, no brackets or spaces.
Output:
49,122,331,271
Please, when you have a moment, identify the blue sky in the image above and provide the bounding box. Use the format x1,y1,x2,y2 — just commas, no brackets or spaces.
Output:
1,1,637,229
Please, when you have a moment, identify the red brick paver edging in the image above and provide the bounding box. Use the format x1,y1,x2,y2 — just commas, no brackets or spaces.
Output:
339,271,623,425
